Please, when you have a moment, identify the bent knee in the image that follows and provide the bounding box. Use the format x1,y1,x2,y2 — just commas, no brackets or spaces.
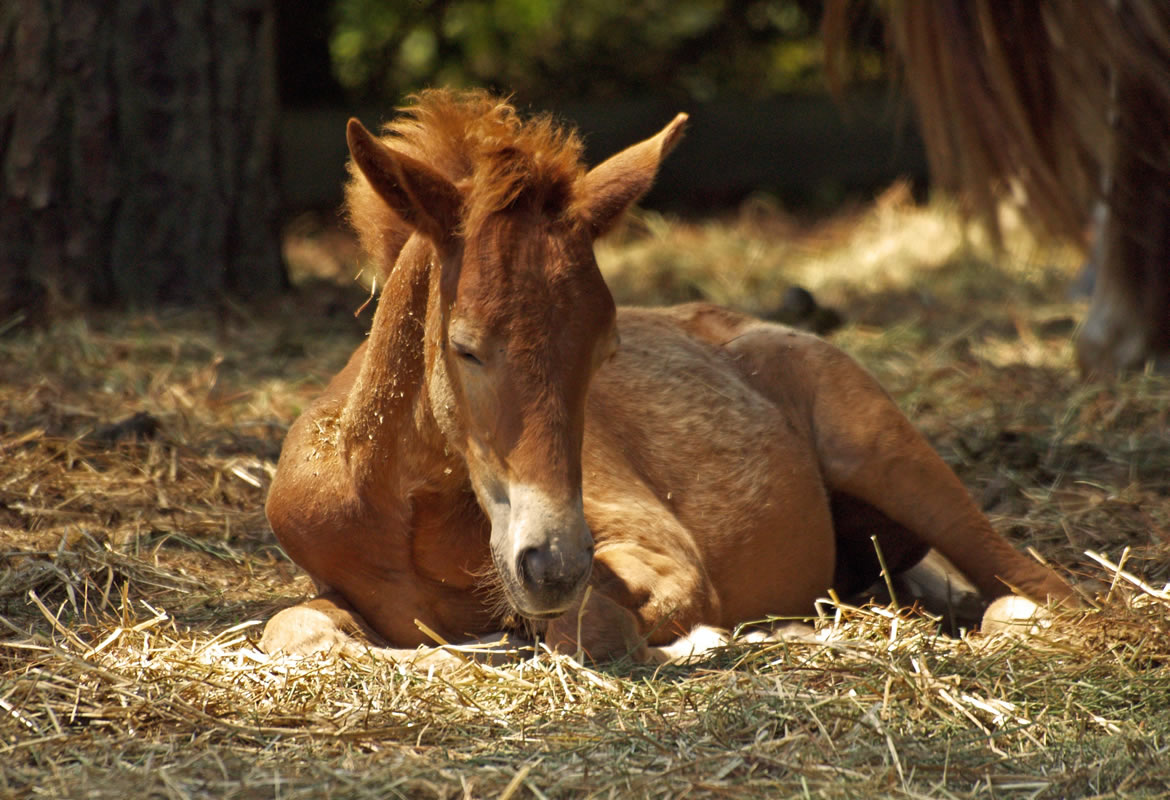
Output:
261,605,357,656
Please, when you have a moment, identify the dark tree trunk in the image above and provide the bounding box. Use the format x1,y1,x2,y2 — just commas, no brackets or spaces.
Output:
1,0,284,314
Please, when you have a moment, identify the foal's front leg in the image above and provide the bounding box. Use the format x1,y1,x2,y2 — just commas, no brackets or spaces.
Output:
543,524,724,663
261,592,380,656
543,589,654,662
260,593,469,669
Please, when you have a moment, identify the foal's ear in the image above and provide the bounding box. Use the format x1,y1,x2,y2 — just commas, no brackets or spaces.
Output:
579,113,688,237
346,118,462,243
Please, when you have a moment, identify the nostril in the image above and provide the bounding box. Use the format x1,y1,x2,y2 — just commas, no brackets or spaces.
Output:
518,546,551,587
517,541,593,597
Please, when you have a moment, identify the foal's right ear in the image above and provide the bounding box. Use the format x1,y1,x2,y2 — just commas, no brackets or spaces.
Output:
346,118,462,243
578,113,688,238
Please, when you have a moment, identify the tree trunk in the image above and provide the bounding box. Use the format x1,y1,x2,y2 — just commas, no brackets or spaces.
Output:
1,0,284,313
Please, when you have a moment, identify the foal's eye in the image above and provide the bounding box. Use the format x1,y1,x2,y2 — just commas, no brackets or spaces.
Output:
451,342,484,366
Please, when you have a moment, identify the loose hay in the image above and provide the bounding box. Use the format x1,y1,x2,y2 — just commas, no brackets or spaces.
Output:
3,198,1170,798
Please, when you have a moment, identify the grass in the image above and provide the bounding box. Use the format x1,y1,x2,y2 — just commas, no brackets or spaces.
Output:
3,189,1170,798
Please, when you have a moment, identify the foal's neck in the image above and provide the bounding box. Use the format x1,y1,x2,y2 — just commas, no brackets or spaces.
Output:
339,236,457,498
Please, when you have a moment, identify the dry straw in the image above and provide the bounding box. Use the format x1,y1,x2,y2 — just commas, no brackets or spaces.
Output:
4,198,1170,797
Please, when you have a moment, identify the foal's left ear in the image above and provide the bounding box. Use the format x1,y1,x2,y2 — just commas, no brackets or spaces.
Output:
578,113,688,237
346,118,462,243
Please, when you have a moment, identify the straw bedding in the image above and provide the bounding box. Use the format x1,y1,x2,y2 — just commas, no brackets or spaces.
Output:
3,198,1169,798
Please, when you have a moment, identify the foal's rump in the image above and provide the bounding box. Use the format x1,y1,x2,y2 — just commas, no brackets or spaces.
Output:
662,306,935,598
583,303,1073,624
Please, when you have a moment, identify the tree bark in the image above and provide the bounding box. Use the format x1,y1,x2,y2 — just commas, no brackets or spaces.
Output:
1,0,284,312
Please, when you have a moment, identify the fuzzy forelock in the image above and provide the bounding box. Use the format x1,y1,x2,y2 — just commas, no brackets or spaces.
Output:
345,89,587,277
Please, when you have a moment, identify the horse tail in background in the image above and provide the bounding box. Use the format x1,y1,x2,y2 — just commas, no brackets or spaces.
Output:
823,0,1170,372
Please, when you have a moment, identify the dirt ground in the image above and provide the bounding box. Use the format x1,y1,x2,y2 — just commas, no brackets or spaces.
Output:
3,192,1169,798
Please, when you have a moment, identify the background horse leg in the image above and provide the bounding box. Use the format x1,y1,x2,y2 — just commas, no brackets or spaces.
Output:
1076,76,1170,374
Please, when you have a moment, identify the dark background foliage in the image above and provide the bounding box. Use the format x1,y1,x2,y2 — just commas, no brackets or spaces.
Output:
322,0,884,105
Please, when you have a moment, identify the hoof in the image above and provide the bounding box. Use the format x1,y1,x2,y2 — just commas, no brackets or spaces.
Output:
740,621,818,643
653,625,731,663
980,595,1052,637
260,606,355,657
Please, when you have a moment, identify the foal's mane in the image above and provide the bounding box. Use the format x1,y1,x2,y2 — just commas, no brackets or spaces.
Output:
346,89,586,276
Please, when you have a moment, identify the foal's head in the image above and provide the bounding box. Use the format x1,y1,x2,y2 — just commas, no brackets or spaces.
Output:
346,91,686,619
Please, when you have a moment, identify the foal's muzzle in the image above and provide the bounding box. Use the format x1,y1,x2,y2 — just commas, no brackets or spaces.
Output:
490,485,594,618
513,539,593,618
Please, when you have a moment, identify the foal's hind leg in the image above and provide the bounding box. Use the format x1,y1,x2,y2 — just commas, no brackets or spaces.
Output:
725,327,1074,606
832,493,985,629
811,358,1072,603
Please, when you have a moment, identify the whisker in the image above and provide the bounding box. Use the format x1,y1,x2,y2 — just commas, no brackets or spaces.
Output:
468,560,543,639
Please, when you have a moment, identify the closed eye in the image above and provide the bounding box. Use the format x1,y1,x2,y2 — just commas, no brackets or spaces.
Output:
451,341,484,366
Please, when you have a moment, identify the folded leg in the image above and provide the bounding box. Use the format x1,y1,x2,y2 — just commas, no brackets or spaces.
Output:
260,592,512,670
724,326,1074,605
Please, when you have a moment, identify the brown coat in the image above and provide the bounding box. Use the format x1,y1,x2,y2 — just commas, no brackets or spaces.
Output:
261,90,1074,664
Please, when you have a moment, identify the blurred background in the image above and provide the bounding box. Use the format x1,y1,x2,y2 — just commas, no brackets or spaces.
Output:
283,0,920,214
2,0,926,311
9,9,1170,797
